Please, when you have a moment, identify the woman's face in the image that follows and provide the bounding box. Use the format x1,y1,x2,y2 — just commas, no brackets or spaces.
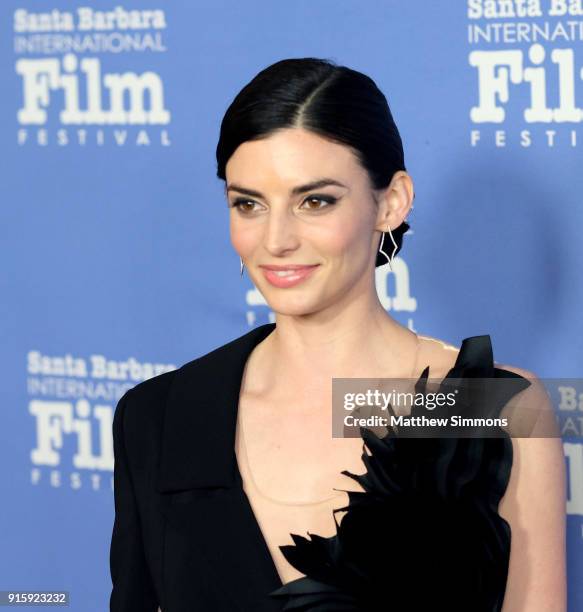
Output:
225,127,404,316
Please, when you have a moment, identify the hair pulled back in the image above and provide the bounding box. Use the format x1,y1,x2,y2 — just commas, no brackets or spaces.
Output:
216,57,410,267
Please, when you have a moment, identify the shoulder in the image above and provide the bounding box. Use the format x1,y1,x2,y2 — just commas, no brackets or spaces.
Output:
112,352,213,468
416,330,508,368
493,361,539,390
414,332,462,378
416,333,557,434
123,367,172,420
493,362,559,437
117,357,203,435
417,332,540,387
117,327,256,436
113,370,179,462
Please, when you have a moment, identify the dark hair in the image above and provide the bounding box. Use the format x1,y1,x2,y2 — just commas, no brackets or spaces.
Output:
216,57,410,267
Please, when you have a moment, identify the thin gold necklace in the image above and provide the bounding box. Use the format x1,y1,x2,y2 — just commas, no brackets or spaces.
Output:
238,408,347,507
238,333,421,507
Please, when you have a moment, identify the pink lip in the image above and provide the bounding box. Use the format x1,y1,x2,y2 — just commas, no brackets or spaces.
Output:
260,264,319,270
260,264,320,288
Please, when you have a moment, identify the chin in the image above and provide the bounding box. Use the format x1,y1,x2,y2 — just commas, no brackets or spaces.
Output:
265,298,319,317
259,290,323,317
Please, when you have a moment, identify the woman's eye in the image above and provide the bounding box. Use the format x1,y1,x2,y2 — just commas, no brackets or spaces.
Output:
301,196,337,210
231,196,337,213
232,200,259,213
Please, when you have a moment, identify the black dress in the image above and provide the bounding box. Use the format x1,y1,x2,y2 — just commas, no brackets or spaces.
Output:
267,333,531,612
110,321,532,612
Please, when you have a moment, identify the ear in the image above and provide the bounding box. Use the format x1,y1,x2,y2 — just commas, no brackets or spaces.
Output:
373,171,415,232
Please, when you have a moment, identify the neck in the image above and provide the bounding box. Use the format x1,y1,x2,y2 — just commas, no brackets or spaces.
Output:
248,293,418,400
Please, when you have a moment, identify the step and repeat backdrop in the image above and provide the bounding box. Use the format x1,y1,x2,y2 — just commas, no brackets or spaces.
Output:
1,1,582,610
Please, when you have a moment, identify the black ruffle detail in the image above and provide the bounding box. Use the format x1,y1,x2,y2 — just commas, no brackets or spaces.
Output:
269,335,531,612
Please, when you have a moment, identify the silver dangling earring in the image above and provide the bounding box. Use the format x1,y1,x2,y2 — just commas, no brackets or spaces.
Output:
378,224,398,271
240,256,245,277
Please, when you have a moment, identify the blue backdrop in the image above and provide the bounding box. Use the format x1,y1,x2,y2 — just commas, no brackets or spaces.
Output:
1,1,582,610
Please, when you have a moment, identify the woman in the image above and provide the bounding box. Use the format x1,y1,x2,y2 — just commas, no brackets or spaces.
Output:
109,58,566,611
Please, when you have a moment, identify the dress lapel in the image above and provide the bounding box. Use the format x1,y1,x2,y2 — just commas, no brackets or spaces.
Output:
155,322,283,611
156,322,276,492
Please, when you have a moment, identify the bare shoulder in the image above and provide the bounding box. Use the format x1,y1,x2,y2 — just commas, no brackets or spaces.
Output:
414,332,462,379
416,333,538,382
416,334,557,435
493,361,560,437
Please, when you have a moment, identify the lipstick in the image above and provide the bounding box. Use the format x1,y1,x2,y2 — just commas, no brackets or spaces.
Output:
259,264,320,288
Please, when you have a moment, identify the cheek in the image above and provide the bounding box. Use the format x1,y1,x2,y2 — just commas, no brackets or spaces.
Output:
230,217,260,256
314,211,369,258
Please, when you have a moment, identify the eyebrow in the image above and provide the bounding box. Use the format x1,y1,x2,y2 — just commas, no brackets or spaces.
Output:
225,178,348,198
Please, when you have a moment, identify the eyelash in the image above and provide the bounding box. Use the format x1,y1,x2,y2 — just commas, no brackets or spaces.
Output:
231,195,338,213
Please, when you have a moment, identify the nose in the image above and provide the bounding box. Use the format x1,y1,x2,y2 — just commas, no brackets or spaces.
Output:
263,207,300,257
